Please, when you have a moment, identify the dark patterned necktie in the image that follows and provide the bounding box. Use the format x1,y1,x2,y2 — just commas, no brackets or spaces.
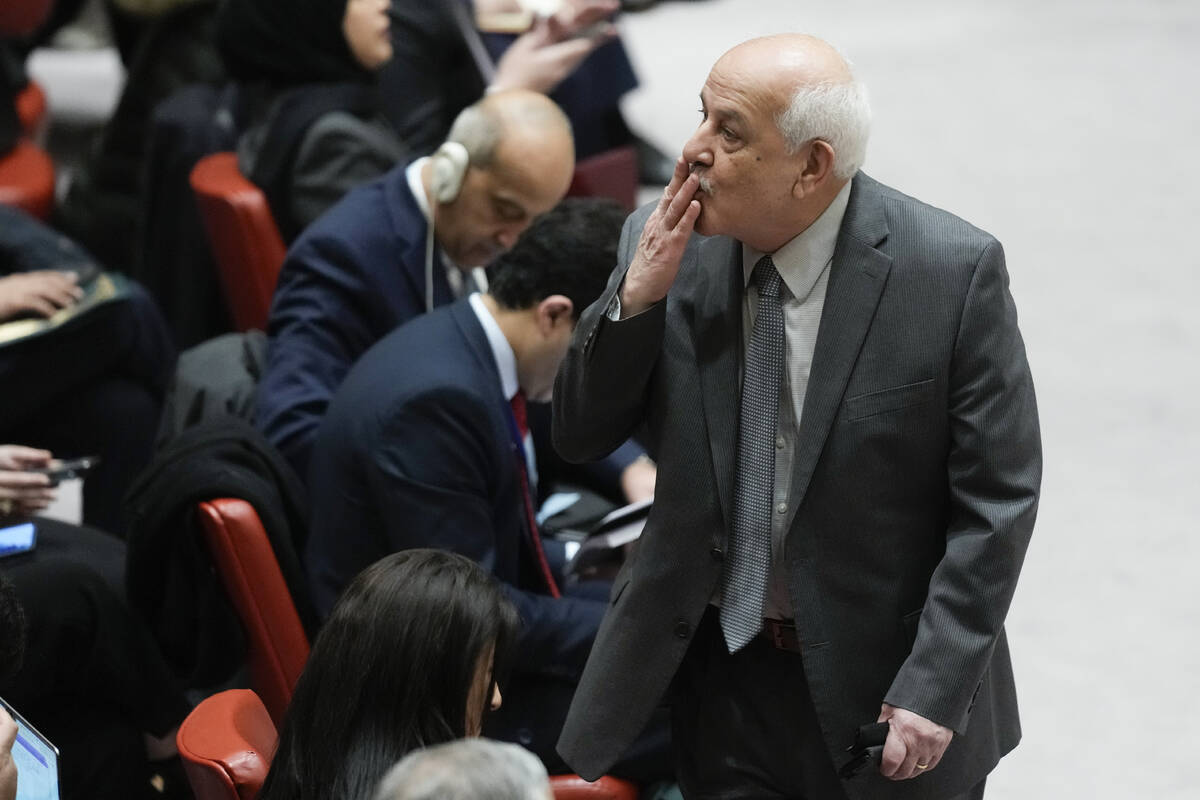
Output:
720,255,784,653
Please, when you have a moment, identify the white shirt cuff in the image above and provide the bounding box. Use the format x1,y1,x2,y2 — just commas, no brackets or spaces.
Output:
605,292,623,321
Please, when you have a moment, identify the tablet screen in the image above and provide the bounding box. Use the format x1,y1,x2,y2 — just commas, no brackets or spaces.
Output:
0,524,35,558
2,700,59,800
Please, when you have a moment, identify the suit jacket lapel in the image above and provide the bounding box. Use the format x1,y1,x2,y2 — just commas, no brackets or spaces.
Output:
788,175,893,515
388,169,455,310
693,234,743,531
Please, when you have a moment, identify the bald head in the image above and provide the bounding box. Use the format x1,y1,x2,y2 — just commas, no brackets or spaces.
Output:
680,33,869,249
448,89,574,172
719,34,853,87
715,34,870,179
431,91,575,267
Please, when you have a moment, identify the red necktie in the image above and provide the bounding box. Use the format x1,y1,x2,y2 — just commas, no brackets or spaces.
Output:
510,391,561,598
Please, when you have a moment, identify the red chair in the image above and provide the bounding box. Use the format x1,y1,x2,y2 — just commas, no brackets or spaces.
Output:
15,81,47,137
177,689,276,800
567,145,638,212
1,2,56,219
189,152,287,331
195,497,636,800
0,140,55,220
196,499,309,729
0,0,54,36
549,774,639,800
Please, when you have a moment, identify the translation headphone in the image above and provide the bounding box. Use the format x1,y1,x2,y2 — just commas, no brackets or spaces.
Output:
425,141,471,312
430,141,470,204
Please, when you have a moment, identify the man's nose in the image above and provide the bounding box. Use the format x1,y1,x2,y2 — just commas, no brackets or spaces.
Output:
495,226,521,251
682,127,713,168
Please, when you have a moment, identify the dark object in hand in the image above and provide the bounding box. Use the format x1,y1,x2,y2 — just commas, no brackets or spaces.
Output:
840,721,889,779
30,455,100,485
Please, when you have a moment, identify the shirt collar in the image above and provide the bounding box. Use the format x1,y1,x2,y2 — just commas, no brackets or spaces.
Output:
468,293,519,401
742,180,852,300
405,157,433,223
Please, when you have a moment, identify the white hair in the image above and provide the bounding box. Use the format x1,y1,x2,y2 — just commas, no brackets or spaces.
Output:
373,739,552,800
776,75,871,180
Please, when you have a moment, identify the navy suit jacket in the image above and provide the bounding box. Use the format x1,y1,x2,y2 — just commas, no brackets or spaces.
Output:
255,163,454,481
306,298,606,678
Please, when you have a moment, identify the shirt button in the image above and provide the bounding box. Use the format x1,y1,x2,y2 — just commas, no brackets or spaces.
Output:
776,502,787,515
776,436,785,450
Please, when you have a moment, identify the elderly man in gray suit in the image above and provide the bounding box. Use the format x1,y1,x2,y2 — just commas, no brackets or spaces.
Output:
552,33,1041,800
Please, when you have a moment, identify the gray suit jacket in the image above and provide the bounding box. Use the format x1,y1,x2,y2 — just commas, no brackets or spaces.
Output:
552,173,1041,799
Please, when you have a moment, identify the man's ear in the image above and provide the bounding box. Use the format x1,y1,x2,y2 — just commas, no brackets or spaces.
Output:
792,140,837,199
536,294,574,335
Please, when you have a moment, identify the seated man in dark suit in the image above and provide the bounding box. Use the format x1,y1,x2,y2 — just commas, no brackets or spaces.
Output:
255,89,575,483
305,198,669,781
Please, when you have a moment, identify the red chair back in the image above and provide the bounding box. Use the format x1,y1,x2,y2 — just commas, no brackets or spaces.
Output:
177,689,277,800
567,145,638,212
0,140,54,220
0,0,54,36
551,775,639,800
15,81,47,137
190,152,287,331
196,499,310,728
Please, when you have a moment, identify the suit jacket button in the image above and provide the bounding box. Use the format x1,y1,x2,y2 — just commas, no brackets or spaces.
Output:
710,547,724,562
674,620,691,639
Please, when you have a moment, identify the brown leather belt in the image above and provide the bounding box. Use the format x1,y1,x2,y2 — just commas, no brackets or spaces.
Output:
761,618,801,653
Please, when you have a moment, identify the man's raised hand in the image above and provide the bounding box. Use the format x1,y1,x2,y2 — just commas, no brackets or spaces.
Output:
619,157,701,318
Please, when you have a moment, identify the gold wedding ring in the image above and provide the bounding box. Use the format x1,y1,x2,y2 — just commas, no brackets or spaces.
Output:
0,498,13,516
915,763,929,770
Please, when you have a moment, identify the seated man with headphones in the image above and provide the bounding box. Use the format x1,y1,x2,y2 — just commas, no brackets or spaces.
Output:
256,89,577,486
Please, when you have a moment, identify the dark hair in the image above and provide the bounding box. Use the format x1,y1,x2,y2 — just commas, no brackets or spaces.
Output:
259,549,521,800
0,574,26,682
216,0,368,87
489,197,626,320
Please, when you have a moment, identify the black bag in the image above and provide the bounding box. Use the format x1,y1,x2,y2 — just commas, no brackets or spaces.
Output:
133,81,242,347
56,0,226,274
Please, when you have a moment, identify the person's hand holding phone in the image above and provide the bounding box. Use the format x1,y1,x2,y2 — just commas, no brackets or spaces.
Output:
491,0,617,94
0,446,55,520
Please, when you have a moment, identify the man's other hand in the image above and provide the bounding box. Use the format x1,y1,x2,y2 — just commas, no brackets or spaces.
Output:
876,703,953,780
619,456,655,503
619,157,700,317
0,271,83,321
0,706,17,800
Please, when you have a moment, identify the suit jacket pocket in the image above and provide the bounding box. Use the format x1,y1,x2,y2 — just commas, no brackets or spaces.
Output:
844,379,935,422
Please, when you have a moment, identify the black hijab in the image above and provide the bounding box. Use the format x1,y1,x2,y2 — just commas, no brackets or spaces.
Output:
216,0,371,87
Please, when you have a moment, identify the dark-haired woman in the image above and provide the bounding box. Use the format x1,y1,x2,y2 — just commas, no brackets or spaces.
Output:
258,549,520,800
216,0,407,242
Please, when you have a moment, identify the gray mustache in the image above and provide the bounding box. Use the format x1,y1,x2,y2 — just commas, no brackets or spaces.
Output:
689,166,714,195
